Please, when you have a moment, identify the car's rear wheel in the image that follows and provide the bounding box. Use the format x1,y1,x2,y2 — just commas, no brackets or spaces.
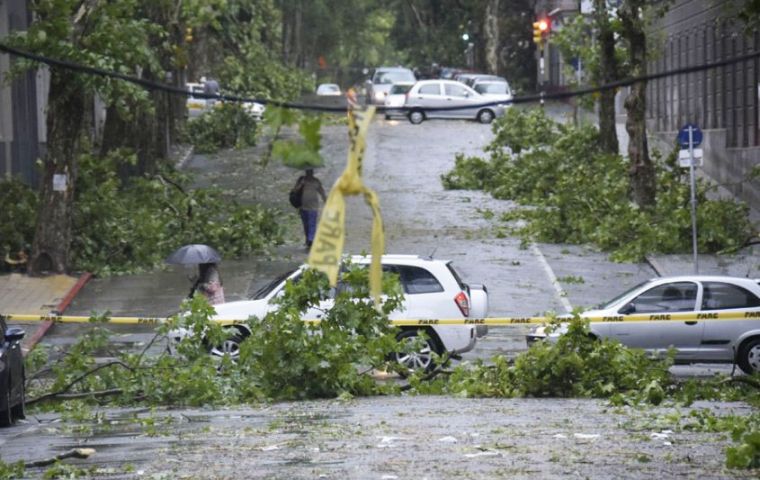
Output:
477,109,495,124
391,329,442,375
737,337,760,374
408,110,425,125
0,386,13,427
207,328,248,360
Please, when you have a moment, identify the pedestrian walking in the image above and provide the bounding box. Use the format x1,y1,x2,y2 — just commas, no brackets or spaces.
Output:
189,262,225,305
292,169,327,248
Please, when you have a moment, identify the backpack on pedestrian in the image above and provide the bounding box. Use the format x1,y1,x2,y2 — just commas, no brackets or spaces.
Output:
289,182,304,208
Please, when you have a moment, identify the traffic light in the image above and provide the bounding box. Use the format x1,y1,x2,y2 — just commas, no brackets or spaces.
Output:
532,18,550,45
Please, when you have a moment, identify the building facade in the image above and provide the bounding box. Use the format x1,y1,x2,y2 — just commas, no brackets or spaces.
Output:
0,0,47,187
646,0,759,209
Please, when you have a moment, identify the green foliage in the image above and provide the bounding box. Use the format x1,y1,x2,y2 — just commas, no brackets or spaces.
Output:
271,114,325,169
27,264,402,410
69,150,282,275
683,409,760,470
0,460,24,480
237,266,403,400
442,108,755,261
185,103,260,153
0,179,37,266
414,315,673,404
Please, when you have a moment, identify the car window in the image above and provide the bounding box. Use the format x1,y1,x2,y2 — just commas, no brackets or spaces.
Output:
396,266,443,294
475,83,509,94
250,269,297,299
418,84,441,95
445,83,470,97
374,70,415,84
390,84,413,94
701,282,760,310
627,282,698,313
445,262,467,291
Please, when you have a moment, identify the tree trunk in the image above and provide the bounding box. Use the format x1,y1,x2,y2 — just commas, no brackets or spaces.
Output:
593,0,619,155
28,71,86,275
484,0,500,74
620,0,655,208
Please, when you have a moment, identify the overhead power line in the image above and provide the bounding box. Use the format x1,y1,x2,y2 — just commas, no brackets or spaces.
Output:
1,42,759,113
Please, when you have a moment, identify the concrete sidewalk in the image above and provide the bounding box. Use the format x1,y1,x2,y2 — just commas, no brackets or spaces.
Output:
0,272,88,353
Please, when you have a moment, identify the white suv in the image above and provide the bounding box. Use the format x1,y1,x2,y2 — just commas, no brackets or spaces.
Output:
174,255,488,372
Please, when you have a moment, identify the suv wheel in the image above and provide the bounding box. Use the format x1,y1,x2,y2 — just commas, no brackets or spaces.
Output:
0,387,12,427
391,329,441,375
477,109,495,124
408,110,425,125
737,337,760,374
207,328,247,360
10,371,24,420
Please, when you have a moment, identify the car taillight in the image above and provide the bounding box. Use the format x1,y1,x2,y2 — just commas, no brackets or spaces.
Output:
454,291,470,317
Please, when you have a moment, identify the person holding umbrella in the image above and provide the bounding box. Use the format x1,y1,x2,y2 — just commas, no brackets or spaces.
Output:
165,244,225,305
190,262,225,305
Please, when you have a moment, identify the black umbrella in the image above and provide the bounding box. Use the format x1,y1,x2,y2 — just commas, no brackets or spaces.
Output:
165,244,222,265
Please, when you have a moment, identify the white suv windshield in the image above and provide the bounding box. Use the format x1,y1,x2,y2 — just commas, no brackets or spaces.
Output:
374,70,415,84
475,83,509,94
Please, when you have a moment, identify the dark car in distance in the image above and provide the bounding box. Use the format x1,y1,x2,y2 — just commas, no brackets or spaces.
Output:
0,317,25,427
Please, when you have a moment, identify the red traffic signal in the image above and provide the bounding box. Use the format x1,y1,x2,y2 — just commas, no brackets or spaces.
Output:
532,17,550,44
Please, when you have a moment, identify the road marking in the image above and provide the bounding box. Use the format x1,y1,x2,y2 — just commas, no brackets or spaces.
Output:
530,243,573,313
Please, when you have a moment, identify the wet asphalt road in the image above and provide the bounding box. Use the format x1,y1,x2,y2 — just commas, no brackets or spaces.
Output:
2,111,753,478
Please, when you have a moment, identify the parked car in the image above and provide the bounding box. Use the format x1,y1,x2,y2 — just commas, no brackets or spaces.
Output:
0,317,25,427
240,101,266,121
526,276,760,374
366,67,416,105
404,79,506,124
472,80,513,105
170,255,489,372
185,82,207,118
316,83,342,96
383,82,415,119
460,74,503,88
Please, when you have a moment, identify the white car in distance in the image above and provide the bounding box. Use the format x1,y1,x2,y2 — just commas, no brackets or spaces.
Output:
404,79,505,124
316,83,342,96
172,255,489,373
383,82,415,120
527,276,760,374
472,80,513,106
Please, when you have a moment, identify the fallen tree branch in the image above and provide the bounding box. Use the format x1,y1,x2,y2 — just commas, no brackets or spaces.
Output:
723,375,760,390
27,388,124,406
26,360,132,406
24,448,96,468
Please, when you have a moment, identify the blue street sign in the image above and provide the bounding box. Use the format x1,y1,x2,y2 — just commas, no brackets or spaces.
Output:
678,123,703,148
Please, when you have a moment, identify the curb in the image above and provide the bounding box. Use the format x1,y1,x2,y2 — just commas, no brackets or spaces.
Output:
22,272,93,356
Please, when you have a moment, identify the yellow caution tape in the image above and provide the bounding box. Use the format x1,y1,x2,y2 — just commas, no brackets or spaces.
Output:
307,105,384,305
4,311,760,326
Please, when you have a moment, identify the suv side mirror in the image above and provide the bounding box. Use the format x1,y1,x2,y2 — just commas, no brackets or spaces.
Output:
5,326,25,342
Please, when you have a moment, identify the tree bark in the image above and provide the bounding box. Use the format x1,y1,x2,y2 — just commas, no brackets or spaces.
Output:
620,0,655,208
593,0,619,155
28,71,86,275
484,0,500,74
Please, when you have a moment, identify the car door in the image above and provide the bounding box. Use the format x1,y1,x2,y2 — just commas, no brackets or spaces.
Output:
392,264,451,318
443,82,478,119
410,82,445,118
608,281,704,358
699,281,760,361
